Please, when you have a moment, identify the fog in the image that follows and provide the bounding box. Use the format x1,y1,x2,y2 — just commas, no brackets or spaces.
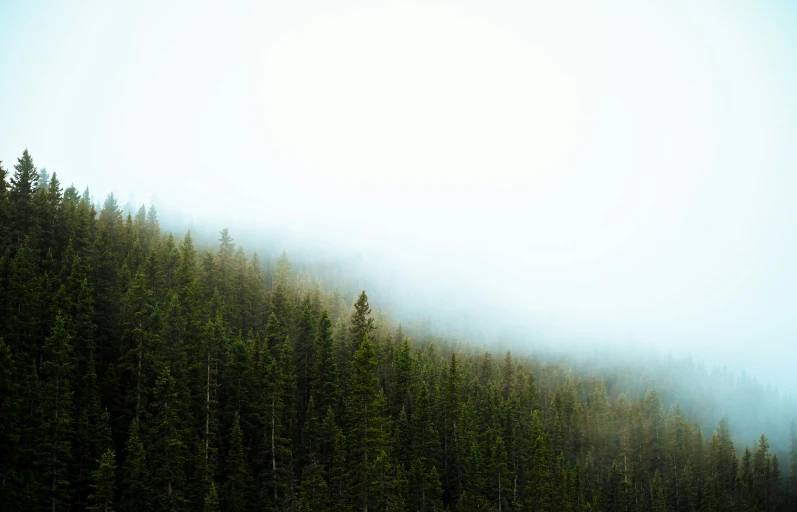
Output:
3,0,797,400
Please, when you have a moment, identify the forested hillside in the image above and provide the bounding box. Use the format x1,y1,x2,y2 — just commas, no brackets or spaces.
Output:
1,149,796,511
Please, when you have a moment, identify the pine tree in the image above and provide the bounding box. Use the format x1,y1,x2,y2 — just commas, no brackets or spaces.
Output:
88,449,116,512
772,454,782,510
0,156,794,512
225,412,248,512
298,457,329,512
9,149,39,244
525,410,555,511
370,450,403,512
75,352,110,509
709,416,737,509
18,359,43,511
754,433,772,510
121,267,158,422
0,338,21,508
195,310,225,499
203,482,219,512
260,329,294,511
0,161,9,246
350,335,391,511
328,424,349,511
443,352,464,505
150,367,188,511
40,315,75,512
350,291,375,347
296,297,317,437
651,469,666,512
489,436,509,512
390,337,411,419
312,310,342,422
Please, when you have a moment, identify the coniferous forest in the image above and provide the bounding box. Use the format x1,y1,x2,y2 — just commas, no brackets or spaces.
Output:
1,149,796,512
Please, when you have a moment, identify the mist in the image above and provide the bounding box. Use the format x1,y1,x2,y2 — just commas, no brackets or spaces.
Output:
3,0,797,408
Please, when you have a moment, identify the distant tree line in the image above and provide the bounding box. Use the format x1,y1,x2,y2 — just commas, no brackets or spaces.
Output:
0,149,795,511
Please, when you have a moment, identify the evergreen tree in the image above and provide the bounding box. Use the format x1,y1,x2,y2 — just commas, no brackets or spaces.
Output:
150,367,188,511
260,328,294,511
350,335,391,511
298,457,329,512
9,149,39,244
225,412,248,512
0,155,793,511
390,337,412,419
40,315,75,512
488,436,509,512
350,291,375,347
203,482,219,512
443,352,464,505
120,267,158,422
0,338,21,508
0,161,9,246
88,449,116,512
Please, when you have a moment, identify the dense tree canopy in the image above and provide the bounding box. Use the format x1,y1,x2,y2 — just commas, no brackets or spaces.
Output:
0,149,794,511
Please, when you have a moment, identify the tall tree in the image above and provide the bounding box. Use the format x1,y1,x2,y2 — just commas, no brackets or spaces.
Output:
40,315,75,512
350,335,391,511
0,161,9,246
150,367,188,511
443,353,464,506
88,449,116,512
121,420,150,512
225,412,248,512
349,291,375,347
9,149,39,244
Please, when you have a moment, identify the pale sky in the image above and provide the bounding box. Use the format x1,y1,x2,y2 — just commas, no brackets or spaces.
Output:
2,0,797,390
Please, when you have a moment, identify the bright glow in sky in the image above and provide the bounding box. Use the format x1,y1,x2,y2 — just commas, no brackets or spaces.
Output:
2,0,797,389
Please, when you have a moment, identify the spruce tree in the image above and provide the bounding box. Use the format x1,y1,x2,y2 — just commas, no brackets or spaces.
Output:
150,367,188,511
203,482,219,512
0,161,9,247
88,449,116,512
0,338,21,508
225,412,248,512
9,149,39,244
489,436,509,511
389,337,411,419
40,315,75,512
349,291,375,347
350,335,391,511
298,457,329,512
443,352,464,504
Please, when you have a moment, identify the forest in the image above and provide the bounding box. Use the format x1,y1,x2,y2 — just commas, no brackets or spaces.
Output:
1,149,796,512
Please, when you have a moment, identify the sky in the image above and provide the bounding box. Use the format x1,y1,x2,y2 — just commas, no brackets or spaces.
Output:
2,0,797,391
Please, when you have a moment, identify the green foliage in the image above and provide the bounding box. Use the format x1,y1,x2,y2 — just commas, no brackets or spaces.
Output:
203,481,219,512
121,420,150,511
88,449,116,512
0,149,793,511
349,290,374,346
